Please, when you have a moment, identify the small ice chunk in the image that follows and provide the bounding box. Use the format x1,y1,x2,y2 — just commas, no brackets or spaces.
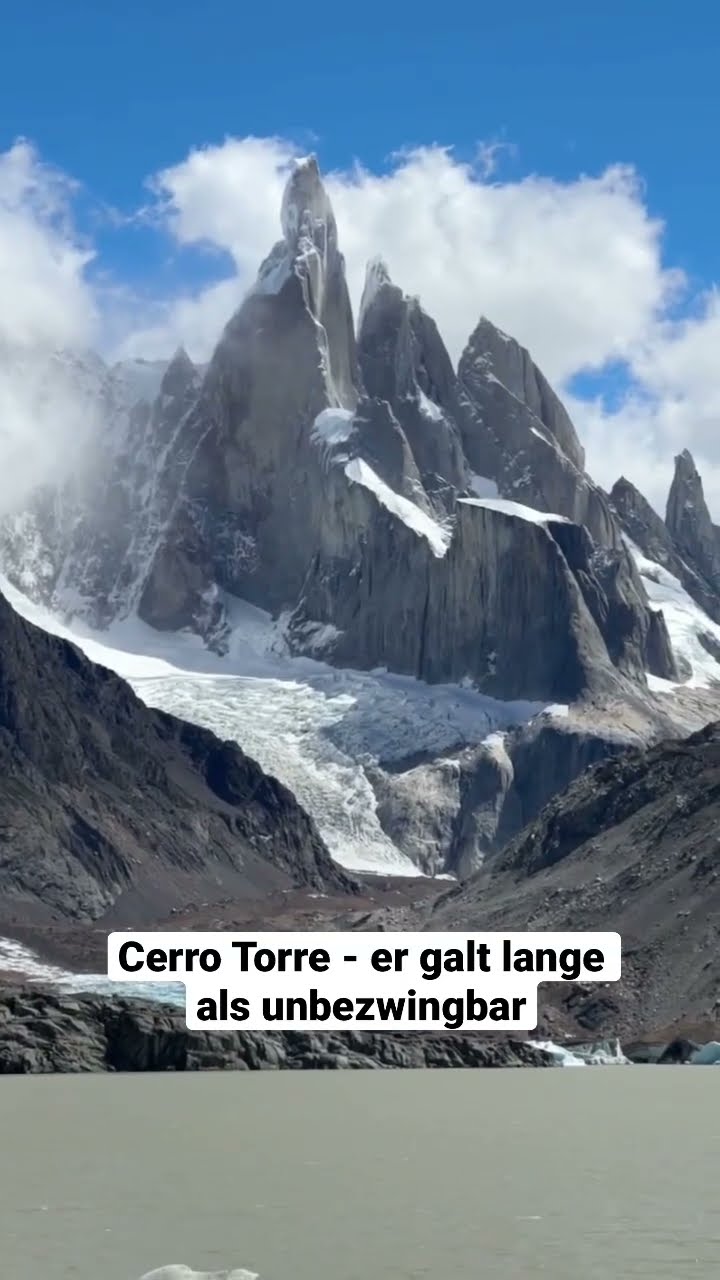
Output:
312,407,355,447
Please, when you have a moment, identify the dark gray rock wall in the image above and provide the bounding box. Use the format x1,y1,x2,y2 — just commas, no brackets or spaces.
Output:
0,584,351,923
458,319,621,549
0,989,554,1073
610,473,720,626
291,497,626,701
357,259,468,507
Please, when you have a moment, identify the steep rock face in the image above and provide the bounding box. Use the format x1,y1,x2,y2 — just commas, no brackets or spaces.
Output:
366,695,692,879
610,474,720,624
139,157,361,628
464,317,585,468
60,350,200,625
291,496,633,701
357,259,468,508
351,395,430,509
665,450,720,599
547,520,677,681
0,585,351,923
368,736,515,879
458,318,621,549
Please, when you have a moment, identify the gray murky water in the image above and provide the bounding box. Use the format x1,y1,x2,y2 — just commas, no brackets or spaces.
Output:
1,1068,718,1279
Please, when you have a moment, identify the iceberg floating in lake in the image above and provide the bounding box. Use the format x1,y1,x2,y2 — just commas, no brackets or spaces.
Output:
689,1041,720,1065
140,1268,258,1280
529,1037,630,1066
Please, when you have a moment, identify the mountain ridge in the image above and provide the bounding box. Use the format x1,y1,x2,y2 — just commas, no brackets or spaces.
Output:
3,154,720,881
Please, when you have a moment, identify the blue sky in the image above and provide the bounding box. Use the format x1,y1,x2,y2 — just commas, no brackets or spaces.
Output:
2,0,720,512
3,0,718,285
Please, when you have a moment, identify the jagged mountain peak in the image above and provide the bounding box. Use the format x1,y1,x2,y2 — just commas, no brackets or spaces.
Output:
358,255,398,328
461,315,515,369
610,475,649,511
169,343,193,368
161,345,197,397
280,153,337,249
355,253,468,503
667,448,710,521
609,466,720,626
676,447,697,468
665,446,720,588
459,313,585,472
670,448,703,491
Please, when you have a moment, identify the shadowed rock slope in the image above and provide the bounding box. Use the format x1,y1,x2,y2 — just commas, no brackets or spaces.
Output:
0,587,352,925
0,989,553,1072
431,721,720,1036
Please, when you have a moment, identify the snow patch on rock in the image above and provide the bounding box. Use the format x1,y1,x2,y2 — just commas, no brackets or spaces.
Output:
468,473,500,499
345,457,451,556
312,407,356,448
626,538,720,689
459,496,569,525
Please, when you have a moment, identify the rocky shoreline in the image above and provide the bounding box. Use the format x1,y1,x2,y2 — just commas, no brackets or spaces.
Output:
1,987,717,1073
0,988,555,1073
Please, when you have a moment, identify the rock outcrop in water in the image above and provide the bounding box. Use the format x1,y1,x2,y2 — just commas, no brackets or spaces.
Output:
0,988,554,1072
0,584,351,924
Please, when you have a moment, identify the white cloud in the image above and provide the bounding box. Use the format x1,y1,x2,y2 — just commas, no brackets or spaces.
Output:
572,291,720,514
0,141,100,514
327,150,679,382
0,140,96,348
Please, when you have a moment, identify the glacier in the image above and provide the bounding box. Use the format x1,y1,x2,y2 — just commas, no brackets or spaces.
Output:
0,573,550,877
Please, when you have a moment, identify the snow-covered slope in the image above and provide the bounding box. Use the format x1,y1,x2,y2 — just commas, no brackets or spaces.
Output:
626,540,720,689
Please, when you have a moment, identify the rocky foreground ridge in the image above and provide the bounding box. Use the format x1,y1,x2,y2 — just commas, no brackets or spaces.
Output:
430,719,720,1039
0,988,551,1072
0,581,352,926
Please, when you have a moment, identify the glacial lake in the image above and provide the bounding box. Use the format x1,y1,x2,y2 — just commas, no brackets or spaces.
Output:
0,1067,718,1279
